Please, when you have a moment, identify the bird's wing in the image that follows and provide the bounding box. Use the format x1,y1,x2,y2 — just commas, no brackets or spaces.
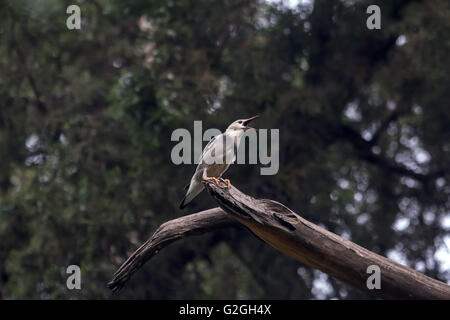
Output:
198,133,235,165
181,135,222,202
187,135,220,183
197,134,217,164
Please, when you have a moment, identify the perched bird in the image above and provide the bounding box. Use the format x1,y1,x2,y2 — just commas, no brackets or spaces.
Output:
179,116,259,209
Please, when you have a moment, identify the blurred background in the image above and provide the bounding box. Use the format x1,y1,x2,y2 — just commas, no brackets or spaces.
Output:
0,0,449,299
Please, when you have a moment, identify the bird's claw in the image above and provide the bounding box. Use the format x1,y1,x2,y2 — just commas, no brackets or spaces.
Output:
221,178,231,189
203,176,221,186
203,177,231,189
217,178,231,189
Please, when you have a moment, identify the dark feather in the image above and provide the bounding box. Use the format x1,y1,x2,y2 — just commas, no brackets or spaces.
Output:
179,195,188,209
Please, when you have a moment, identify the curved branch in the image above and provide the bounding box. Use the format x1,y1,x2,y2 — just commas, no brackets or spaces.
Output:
108,182,450,299
107,208,239,293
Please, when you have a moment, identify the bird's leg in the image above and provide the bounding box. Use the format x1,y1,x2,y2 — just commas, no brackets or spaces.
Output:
203,176,221,186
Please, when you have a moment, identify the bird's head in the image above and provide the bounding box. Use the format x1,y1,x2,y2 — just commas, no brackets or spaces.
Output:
225,115,259,136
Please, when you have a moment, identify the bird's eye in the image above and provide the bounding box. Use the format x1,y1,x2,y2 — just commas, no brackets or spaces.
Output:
238,121,242,124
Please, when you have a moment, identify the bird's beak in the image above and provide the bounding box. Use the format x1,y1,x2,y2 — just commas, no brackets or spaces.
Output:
243,115,259,130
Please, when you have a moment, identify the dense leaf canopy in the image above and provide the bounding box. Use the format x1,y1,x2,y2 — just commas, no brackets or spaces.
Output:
0,0,449,299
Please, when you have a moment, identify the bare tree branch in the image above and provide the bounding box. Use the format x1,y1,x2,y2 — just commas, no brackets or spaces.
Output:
205,182,450,299
107,208,239,293
108,181,450,299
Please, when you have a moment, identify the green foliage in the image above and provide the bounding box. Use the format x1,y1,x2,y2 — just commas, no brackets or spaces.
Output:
0,0,449,299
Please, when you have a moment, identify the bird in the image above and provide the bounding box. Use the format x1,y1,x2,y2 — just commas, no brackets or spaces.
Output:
179,115,259,209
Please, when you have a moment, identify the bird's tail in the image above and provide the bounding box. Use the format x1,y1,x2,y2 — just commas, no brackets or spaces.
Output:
179,183,204,209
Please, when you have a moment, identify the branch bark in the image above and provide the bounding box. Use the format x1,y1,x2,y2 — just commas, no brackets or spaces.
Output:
108,182,450,299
